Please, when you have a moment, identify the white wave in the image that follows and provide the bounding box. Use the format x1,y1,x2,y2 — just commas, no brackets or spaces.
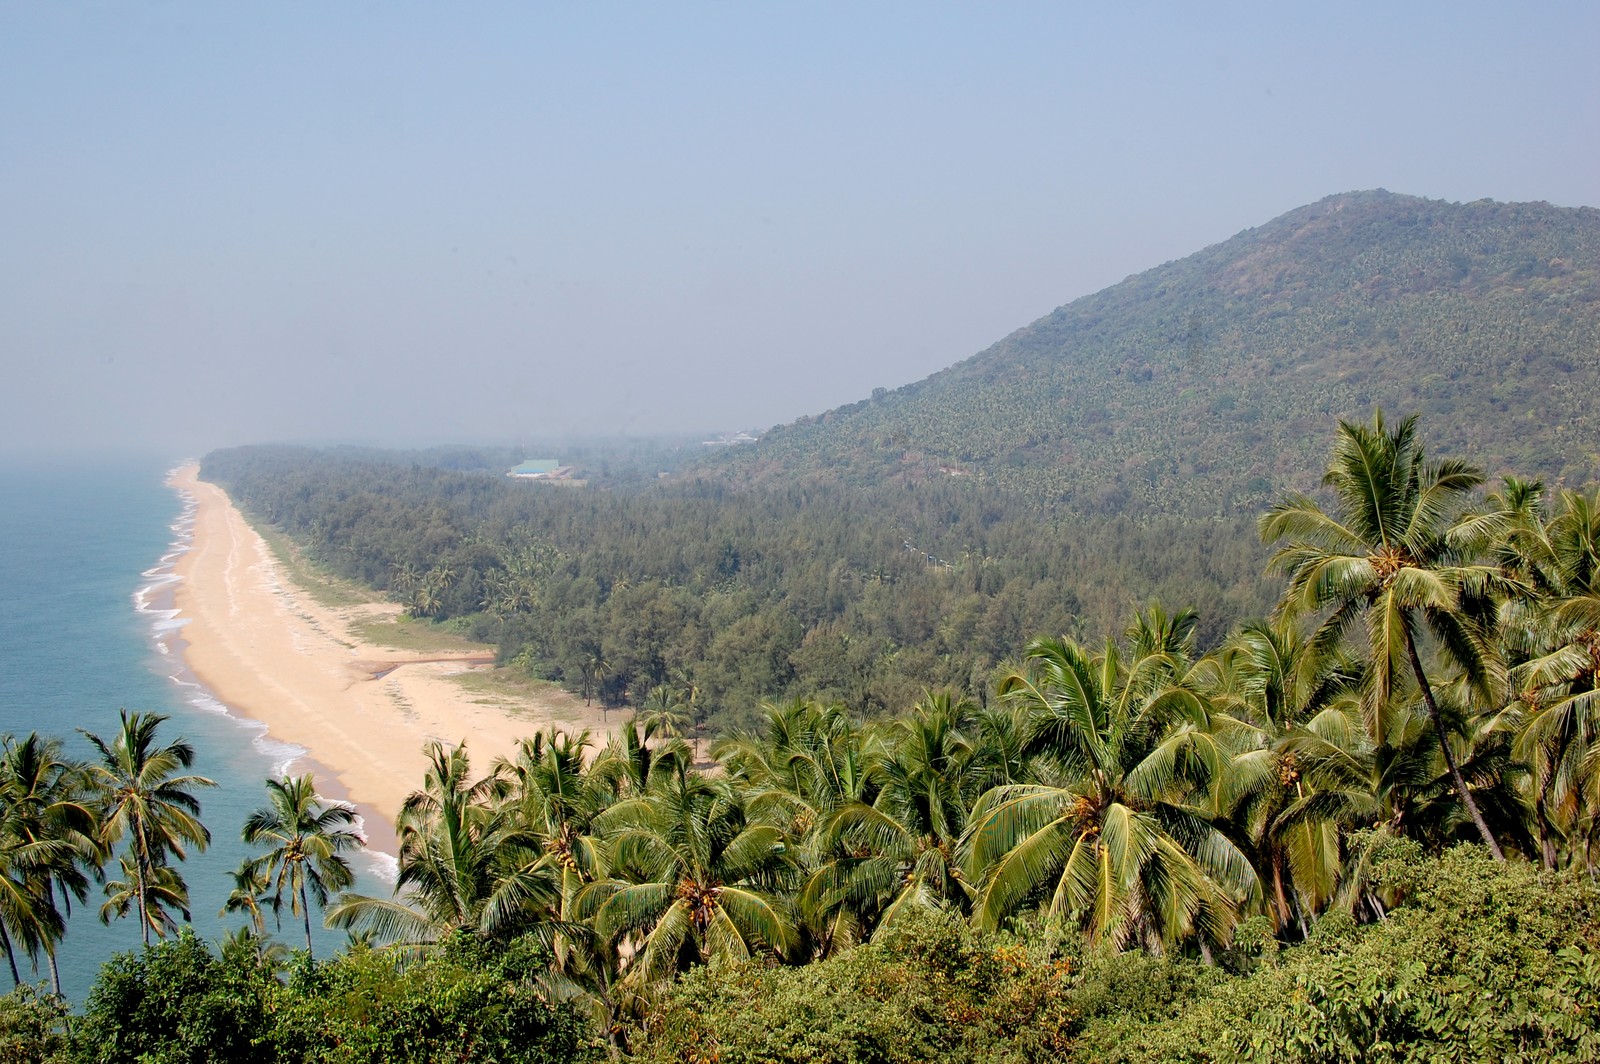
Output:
186,690,234,716
359,845,400,884
255,734,309,778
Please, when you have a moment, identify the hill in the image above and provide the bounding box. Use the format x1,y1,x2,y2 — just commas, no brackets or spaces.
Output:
713,191,1600,517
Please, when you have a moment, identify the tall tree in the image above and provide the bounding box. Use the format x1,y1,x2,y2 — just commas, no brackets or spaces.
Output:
1493,481,1600,869
328,741,558,948
1260,412,1508,859
241,774,362,956
581,765,796,988
0,734,101,993
80,711,215,945
809,692,981,937
963,616,1255,953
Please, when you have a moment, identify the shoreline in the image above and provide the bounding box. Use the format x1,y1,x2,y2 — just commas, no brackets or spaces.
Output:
164,464,621,859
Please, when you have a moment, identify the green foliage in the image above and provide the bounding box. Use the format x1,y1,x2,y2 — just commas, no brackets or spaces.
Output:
0,984,69,1064
725,192,1600,519
637,909,1074,1064
68,930,596,1064
74,929,275,1064
274,934,598,1064
1068,847,1600,1062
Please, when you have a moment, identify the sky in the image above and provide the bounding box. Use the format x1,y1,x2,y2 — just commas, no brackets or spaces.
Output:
2,2,1597,457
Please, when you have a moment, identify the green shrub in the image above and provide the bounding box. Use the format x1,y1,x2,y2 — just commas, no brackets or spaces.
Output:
637,910,1073,1064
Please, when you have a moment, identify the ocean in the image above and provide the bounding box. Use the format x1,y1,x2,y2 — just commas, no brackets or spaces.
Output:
0,457,382,1003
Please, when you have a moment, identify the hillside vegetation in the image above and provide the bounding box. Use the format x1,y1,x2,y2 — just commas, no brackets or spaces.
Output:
717,191,1600,516
200,192,1600,730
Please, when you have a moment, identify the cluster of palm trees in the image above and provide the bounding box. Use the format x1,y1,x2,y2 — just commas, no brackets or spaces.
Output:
0,706,368,991
314,413,1599,1031
0,710,214,993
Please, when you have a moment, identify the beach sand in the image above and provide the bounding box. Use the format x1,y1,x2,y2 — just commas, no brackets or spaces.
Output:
168,465,621,854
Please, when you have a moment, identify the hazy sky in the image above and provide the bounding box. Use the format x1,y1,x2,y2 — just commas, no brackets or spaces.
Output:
3,3,1597,457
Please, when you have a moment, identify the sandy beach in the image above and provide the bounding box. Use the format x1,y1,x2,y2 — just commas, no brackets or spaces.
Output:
168,465,620,853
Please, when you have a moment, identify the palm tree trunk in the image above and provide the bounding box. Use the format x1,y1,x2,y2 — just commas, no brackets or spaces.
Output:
301,883,314,958
1402,625,1506,861
0,920,21,988
1271,850,1292,931
43,882,62,996
1535,767,1560,870
132,812,153,947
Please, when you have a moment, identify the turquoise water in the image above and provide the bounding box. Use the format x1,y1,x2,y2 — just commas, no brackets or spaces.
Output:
0,458,381,1002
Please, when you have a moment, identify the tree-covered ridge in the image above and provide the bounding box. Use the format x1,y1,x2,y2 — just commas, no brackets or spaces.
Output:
201,445,1277,724
715,191,1600,516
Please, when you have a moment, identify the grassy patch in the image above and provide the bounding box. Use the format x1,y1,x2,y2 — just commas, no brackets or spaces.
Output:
449,669,611,726
350,614,491,655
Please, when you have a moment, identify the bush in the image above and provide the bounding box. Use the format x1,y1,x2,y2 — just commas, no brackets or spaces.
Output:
637,909,1073,1064
272,932,599,1063
1069,847,1600,1062
73,930,277,1064
0,984,70,1064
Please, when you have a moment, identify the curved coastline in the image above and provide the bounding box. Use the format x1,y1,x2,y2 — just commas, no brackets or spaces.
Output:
162,464,618,865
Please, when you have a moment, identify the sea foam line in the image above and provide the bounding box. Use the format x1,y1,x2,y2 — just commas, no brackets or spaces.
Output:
140,466,399,866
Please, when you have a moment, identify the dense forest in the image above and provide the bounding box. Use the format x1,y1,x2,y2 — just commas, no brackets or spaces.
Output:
199,443,1277,724
4,412,1600,1060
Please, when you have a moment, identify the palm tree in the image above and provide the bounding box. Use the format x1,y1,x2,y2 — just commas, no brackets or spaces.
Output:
98,852,190,942
963,620,1255,954
220,857,279,937
1199,621,1357,934
717,699,875,953
491,730,613,935
80,710,215,945
241,774,363,956
0,788,64,988
327,741,558,948
637,685,690,745
1260,411,1508,859
582,650,611,711
0,734,101,993
581,765,797,987
1492,482,1600,869
808,693,981,938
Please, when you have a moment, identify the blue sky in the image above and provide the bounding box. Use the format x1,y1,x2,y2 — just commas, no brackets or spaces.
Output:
3,3,1596,455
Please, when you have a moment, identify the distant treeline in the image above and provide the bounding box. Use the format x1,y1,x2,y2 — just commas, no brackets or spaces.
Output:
199,445,1275,728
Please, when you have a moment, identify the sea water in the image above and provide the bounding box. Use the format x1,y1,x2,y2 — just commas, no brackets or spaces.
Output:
0,457,386,1003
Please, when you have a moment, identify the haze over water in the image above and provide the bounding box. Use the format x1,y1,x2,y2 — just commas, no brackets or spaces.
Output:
0,459,381,1003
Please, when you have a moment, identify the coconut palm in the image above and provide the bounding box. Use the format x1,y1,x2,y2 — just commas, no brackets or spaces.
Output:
241,774,363,956
637,685,690,745
491,730,613,936
98,852,190,942
716,700,874,952
581,764,797,987
327,741,559,948
963,621,1255,954
0,734,101,992
0,792,65,988
807,693,982,939
1200,621,1358,933
1492,482,1600,868
220,857,279,937
80,710,215,945
1260,411,1508,859
582,650,611,711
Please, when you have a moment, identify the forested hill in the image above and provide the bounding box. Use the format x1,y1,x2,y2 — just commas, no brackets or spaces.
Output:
711,191,1600,516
